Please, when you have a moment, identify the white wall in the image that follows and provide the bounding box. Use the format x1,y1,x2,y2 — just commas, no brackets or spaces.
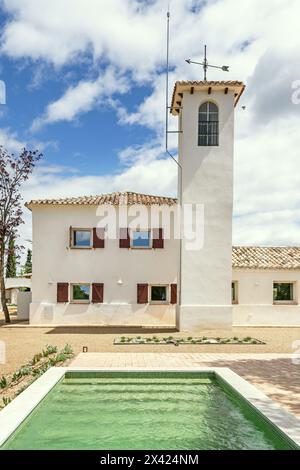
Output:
17,291,32,320
30,205,178,326
178,89,235,330
233,269,300,325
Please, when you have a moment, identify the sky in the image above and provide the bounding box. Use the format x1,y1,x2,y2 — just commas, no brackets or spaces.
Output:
0,0,300,261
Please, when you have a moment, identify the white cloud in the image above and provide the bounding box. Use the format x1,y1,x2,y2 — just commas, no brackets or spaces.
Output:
31,67,129,130
0,127,25,152
1,0,300,246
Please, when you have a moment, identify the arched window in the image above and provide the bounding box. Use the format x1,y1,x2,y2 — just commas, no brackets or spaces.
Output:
198,102,219,146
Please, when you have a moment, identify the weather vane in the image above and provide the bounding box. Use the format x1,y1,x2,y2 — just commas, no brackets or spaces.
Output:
185,45,229,80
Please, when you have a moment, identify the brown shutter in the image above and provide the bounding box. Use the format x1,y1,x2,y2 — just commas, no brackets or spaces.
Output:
137,284,148,303
170,284,177,304
93,227,105,248
92,283,104,303
119,228,130,248
57,283,69,302
152,228,164,248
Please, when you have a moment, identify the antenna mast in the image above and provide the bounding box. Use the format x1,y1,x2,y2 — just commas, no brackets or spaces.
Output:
165,10,170,153
165,10,181,168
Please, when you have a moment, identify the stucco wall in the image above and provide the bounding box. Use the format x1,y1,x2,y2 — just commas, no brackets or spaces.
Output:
177,89,235,329
233,269,300,325
30,205,178,326
17,291,32,320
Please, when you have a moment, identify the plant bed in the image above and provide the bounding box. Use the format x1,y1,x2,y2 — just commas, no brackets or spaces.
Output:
114,336,265,346
0,344,74,408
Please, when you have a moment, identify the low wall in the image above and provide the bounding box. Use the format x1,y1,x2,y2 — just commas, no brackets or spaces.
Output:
17,292,32,320
29,302,176,326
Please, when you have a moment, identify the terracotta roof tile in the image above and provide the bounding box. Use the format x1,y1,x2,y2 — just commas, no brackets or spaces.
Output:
232,246,300,270
25,191,177,209
171,80,245,115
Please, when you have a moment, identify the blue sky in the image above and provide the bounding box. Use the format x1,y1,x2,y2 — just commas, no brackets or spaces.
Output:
0,0,300,251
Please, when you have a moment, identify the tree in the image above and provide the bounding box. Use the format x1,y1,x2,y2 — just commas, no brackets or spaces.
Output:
23,248,32,275
6,236,17,278
0,147,41,323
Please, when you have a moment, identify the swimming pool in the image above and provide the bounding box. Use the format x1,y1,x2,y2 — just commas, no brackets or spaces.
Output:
1,369,299,450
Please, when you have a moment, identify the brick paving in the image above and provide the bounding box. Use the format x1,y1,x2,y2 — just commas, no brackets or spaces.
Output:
71,352,300,419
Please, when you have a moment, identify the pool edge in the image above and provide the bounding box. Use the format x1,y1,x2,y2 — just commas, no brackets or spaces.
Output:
1,366,300,449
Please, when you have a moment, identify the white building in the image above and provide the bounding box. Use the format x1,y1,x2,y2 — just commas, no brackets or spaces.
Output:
25,80,300,329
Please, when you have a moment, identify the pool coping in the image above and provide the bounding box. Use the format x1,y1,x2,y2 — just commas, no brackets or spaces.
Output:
0,366,300,449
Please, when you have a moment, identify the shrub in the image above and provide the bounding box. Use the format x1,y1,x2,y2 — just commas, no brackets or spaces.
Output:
42,345,58,357
30,353,42,365
2,397,11,406
0,376,8,389
60,344,73,356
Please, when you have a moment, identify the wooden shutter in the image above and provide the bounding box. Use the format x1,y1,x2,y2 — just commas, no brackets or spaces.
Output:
92,283,104,303
170,284,177,304
137,284,148,304
119,228,130,248
93,227,105,248
152,228,164,248
57,283,69,302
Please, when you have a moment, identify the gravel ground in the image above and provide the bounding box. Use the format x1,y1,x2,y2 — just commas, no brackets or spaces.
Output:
1,319,300,376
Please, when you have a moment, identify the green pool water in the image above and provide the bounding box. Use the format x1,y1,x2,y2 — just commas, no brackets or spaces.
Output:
2,372,296,450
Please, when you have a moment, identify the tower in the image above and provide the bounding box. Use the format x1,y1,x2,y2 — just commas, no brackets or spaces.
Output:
171,81,245,330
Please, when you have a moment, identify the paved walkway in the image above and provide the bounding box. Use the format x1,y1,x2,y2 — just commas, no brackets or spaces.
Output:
71,352,300,419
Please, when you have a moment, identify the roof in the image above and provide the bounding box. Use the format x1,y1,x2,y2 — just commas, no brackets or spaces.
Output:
232,246,300,270
171,80,245,115
25,191,177,209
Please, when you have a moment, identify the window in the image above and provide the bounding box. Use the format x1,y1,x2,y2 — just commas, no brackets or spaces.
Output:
71,284,90,302
72,229,92,248
273,283,295,303
131,230,151,248
232,281,238,304
198,101,219,146
151,285,168,303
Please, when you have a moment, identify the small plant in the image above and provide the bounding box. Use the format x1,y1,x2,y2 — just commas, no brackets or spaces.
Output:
2,397,11,406
243,337,252,342
42,345,58,357
233,336,239,341
202,336,207,341
187,337,193,341
154,338,160,343
61,344,73,356
30,353,43,365
168,336,174,340
120,337,126,343
54,353,68,363
146,337,152,342
216,337,221,341
0,376,8,389
136,336,141,339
